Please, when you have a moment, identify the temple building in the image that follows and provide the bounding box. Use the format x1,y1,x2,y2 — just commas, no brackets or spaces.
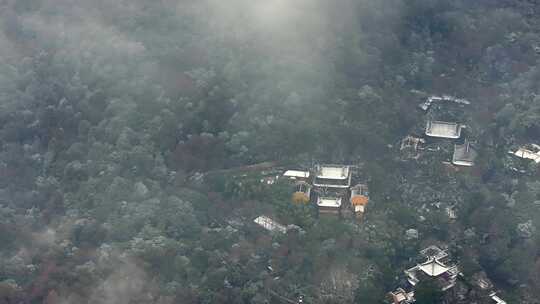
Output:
509,144,540,163
316,196,342,214
312,165,352,215
404,246,459,291
283,164,369,217
350,184,369,218
425,120,463,139
312,165,352,188
283,170,311,181
452,140,477,167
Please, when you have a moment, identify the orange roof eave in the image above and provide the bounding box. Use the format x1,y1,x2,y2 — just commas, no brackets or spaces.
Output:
351,195,369,206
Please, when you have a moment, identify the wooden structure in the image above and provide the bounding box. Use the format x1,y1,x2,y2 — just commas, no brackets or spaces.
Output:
350,184,369,218
292,181,311,204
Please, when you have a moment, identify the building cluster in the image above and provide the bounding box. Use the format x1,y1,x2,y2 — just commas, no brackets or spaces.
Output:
387,246,507,304
402,95,477,167
250,165,368,235
387,246,458,304
283,165,369,218
418,96,540,170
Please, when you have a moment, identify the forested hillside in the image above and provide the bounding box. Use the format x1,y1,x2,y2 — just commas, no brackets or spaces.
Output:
1,0,540,303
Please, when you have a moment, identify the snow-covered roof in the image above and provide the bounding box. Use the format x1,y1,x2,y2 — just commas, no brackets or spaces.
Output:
510,145,540,163
283,170,310,178
452,141,477,166
354,205,365,213
425,121,463,139
313,165,352,188
254,216,287,233
489,292,507,304
406,246,456,285
316,166,350,180
419,258,449,277
317,196,342,208
419,95,471,111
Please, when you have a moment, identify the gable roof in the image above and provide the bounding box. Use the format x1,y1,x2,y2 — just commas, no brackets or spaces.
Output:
510,145,540,163
283,170,310,178
452,141,477,166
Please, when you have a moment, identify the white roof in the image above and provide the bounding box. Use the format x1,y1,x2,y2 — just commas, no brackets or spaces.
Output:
254,216,287,233
490,293,507,304
426,121,462,139
510,148,540,163
419,258,449,277
283,170,310,178
316,166,350,180
452,142,477,166
317,196,342,208
354,205,365,213
452,160,475,166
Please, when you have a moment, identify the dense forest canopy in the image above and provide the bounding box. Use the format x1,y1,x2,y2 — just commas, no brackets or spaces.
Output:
1,0,540,303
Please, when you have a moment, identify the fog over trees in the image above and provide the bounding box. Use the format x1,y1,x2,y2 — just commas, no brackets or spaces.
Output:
0,0,540,303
